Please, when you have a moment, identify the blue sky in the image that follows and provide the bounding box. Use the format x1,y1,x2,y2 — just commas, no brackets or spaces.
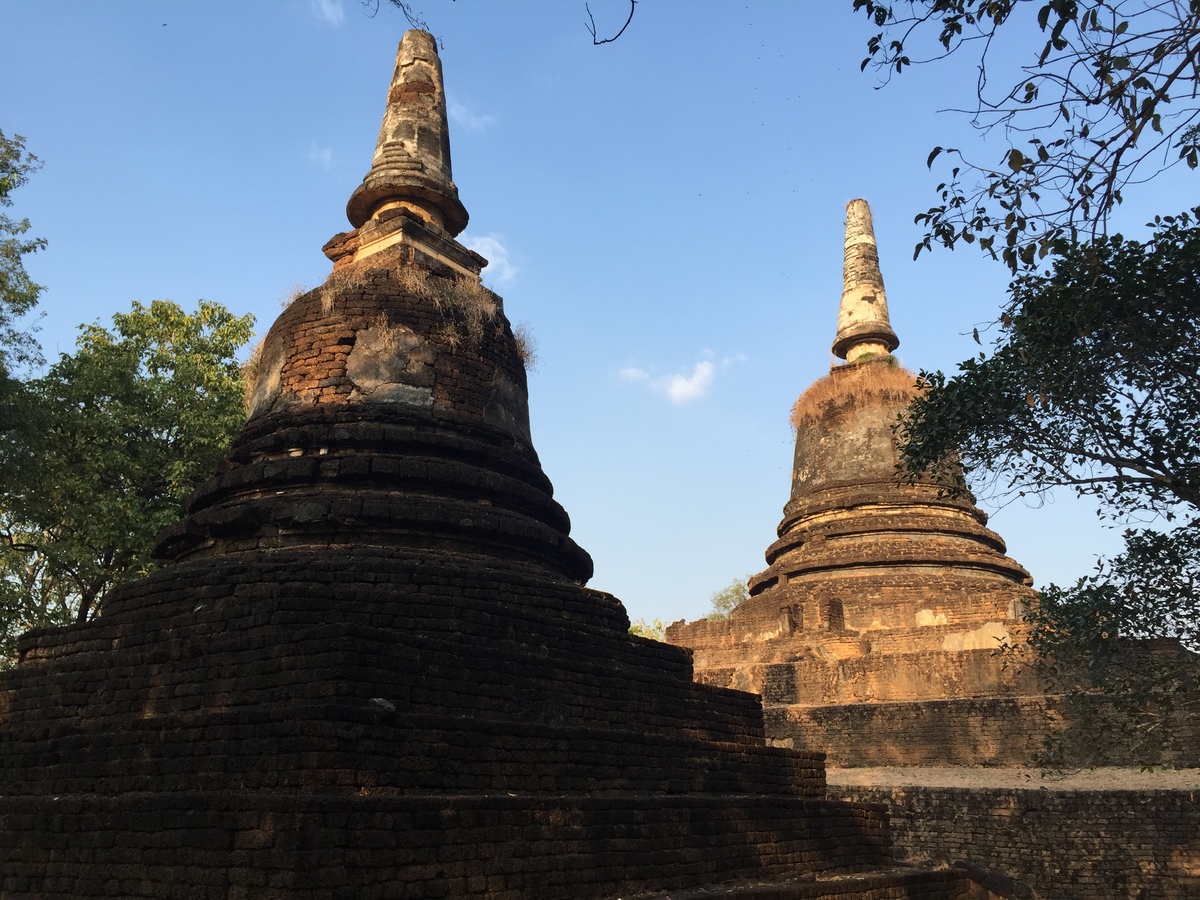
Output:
4,2,1189,625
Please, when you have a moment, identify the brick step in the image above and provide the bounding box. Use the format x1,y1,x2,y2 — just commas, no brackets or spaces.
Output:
0,700,825,798
0,791,895,900
694,649,1032,706
621,864,999,898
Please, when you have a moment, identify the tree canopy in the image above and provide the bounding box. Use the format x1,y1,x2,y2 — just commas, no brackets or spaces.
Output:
628,617,666,640
898,210,1200,637
707,577,749,620
855,5,1200,759
897,210,1200,761
0,300,253,664
0,130,45,380
899,208,1200,514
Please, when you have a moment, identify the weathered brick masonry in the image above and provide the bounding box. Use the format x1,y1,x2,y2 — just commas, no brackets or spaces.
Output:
0,32,994,900
830,783,1200,900
668,200,1199,771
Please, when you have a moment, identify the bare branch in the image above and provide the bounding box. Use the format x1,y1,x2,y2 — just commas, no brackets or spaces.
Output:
586,0,637,46
372,1,445,46
856,1,1200,271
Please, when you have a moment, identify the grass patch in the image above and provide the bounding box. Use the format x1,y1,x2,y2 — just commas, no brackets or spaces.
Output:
241,337,266,410
513,321,538,372
791,358,918,429
319,266,371,315
319,263,498,349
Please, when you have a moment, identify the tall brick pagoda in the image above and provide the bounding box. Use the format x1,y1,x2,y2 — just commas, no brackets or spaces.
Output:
0,36,994,899
667,200,1048,768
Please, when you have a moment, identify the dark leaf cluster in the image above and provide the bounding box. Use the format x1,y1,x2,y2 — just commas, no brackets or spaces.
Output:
1022,520,1199,764
897,209,1200,761
899,207,1200,515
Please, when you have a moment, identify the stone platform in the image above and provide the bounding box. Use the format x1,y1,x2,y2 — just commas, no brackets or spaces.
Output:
0,537,931,899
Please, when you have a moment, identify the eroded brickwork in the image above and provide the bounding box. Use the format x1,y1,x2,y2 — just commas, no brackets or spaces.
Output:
830,784,1200,900
664,200,1200,772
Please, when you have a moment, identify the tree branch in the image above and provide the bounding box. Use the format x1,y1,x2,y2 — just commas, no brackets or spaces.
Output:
585,0,636,46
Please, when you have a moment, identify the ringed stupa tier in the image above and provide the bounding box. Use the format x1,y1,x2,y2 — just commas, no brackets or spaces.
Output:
0,37,995,899
668,200,1046,767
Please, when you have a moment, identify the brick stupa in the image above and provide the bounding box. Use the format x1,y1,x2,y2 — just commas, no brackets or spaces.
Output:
0,37,995,899
667,200,1048,768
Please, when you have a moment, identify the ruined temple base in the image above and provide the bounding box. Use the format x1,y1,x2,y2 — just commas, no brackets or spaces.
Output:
0,792,898,899
0,547,1004,899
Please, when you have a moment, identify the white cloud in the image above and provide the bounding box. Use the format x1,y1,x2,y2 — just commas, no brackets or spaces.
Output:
447,97,497,132
461,233,518,286
664,361,715,404
308,146,333,169
619,357,737,405
310,0,345,25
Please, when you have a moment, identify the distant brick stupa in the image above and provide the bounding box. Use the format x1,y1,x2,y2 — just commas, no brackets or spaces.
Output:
668,200,1047,767
0,36,994,899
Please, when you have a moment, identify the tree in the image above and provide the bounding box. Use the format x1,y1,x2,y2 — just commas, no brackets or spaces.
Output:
629,617,666,640
899,209,1200,515
707,577,749,620
853,1,1200,272
897,210,1200,761
1024,525,1199,764
0,130,45,381
0,300,254,664
849,2,1200,763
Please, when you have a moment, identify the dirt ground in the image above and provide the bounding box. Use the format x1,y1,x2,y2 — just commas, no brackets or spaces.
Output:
827,766,1200,790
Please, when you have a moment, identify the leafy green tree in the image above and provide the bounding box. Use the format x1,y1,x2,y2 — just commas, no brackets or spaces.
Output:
899,209,1200,514
707,577,749,621
849,2,1200,763
0,130,45,380
898,210,1200,760
853,1,1200,272
0,300,254,664
1026,524,1199,764
629,617,666,641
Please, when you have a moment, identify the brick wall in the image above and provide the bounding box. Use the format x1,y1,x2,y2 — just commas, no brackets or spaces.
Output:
829,784,1200,900
0,792,895,900
763,697,1063,768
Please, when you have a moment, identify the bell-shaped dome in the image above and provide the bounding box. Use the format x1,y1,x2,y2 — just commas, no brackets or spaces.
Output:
149,33,590,584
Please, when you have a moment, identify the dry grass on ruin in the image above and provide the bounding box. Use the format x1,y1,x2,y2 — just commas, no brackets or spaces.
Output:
367,313,416,355
791,358,919,429
280,283,309,310
319,266,371,315
393,265,498,351
513,321,539,372
241,337,266,409
316,262,502,351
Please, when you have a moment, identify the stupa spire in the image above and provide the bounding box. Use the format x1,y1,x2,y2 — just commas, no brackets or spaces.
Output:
832,199,899,363
346,30,469,236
